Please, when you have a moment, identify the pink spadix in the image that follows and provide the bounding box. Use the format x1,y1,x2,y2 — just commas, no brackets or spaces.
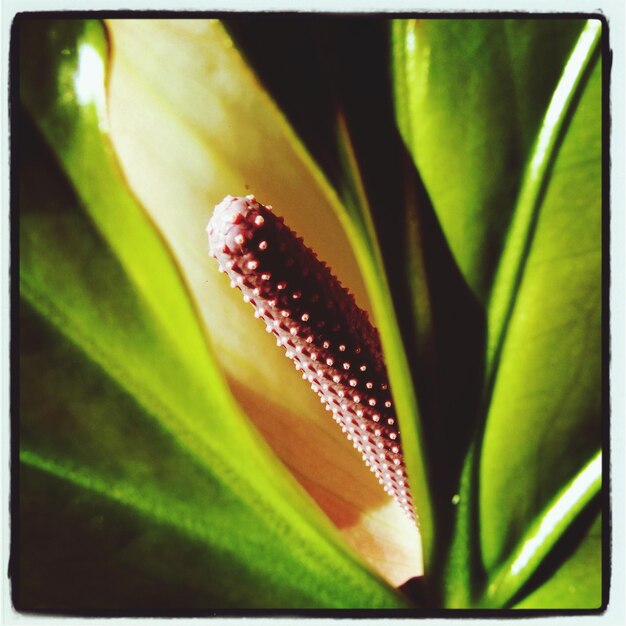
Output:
208,194,416,523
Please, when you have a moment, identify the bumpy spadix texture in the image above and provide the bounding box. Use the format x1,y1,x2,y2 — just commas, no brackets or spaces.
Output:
207,195,416,522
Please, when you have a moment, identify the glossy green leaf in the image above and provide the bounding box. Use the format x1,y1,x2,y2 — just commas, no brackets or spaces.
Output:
17,18,407,609
392,18,584,303
479,43,602,576
482,452,601,607
513,513,602,609
391,21,595,580
392,17,603,607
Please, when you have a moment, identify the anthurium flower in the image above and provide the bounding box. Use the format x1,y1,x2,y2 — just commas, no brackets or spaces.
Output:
105,18,424,588
16,15,603,611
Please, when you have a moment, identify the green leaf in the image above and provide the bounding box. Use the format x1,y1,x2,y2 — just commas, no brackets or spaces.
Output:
481,451,601,607
392,17,603,607
486,20,602,376
391,20,594,583
391,18,584,303
17,18,407,609
513,512,602,609
479,33,602,577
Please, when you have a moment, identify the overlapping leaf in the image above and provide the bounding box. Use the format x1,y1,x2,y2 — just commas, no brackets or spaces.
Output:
480,45,602,575
392,18,603,607
392,19,583,303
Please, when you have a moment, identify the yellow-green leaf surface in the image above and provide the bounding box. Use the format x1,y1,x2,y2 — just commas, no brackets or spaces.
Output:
481,451,601,608
391,20,591,580
392,19,584,303
18,18,410,609
513,513,602,609
392,18,603,607
480,44,602,577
